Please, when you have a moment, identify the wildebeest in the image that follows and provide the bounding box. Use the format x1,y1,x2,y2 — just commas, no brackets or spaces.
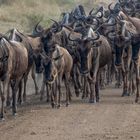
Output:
107,3,140,102
68,26,112,103
0,36,28,120
7,28,42,104
38,28,73,107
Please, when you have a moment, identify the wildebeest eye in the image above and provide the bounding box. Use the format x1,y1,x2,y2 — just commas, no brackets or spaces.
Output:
0,57,3,61
78,40,82,44
49,45,56,52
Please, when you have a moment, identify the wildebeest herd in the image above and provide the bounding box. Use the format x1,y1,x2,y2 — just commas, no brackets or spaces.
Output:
0,0,139,120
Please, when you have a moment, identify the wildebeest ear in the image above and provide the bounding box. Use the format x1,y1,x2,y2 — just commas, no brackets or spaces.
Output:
3,55,9,62
53,54,64,61
92,40,102,47
98,40,102,45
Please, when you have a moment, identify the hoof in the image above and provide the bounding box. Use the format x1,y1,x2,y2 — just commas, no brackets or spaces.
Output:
17,100,22,105
115,83,122,88
13,112,17,116
6,100,11,107
57,104,61,109
0,117,5,121
75,90,80,97
66,102,70,107
23,97,26,102
121,92,130,97
96,98,100,103
51,103,56,108
0,114,5,121
46,99,50,103
82,94,87,99
40,96,43,101
100,84,106,89
89,99,96,104
135,98,139,103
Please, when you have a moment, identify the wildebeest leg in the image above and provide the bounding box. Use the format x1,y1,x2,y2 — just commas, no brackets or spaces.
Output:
134,61,140,103
0,83,4,120
73,65,80,97
57,75,62,108
115,69,122,88
0,79,9,120
88,75,96,103
89,80,96,103
31,65,39,95
95,72,100,102
40,75,46,101
122,60,130,97
106,64,110,85
6,82,11,107
11,79,21,116
50,84,55,108
17,80,23,105
23,75,28,102
132,78,135,94
121,68,127,96
82,76,87,99
100,67,106,89
46,83,50,102
53,82,57,108
128,63,134,95
86,81,90,98
76,67,82,91
64,74,71,107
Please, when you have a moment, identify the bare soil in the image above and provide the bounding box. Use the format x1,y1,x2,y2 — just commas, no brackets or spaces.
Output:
0,78,140,140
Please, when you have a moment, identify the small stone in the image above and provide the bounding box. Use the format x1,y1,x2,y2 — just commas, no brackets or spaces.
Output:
130,136,135,139
30,131,36,135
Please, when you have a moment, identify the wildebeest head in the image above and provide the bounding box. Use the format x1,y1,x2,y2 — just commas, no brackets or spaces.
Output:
68,29,100,75
107,21,131,66
40,45,63,84
6,28,23,42
40,24,63,83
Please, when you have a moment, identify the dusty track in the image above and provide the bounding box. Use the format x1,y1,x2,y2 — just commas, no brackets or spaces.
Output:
0,79,140,140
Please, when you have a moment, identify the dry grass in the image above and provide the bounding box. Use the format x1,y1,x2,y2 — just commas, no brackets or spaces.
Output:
0,0,113,33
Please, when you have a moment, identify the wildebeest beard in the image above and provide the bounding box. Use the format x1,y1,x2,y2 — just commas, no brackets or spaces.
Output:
131,36,140,60
34,54,43,73
79,46,90,74
43,60,53,82
115,45,123,66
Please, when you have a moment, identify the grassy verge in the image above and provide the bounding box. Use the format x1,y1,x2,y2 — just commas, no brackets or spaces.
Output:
0,0,112,33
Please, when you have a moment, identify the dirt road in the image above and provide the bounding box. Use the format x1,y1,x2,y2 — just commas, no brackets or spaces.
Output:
0,81,140,140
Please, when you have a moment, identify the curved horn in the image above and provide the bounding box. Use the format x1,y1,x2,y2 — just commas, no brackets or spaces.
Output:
85,16,100,26
50,19,62,33
96,11,103,18
123,2,135,14
108,3,114,13
50,19,59,27
34,20,44,33
118,0,124,4
106,30,116,41
63,25,74,31
89,8,94,15
86,31,100,42
96,6,104,18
